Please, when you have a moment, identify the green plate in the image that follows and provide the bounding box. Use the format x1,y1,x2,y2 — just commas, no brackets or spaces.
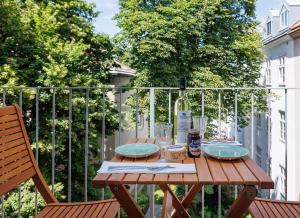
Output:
115,143,160,158
203,144,249,160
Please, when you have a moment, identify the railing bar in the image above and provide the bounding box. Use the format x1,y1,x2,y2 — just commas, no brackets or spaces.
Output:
201,186,204,218
101,92,106,200
267,91,271,198
118,90,122,146
1,89,5,218
118,87,121,218
150,88,155,138
135,89,139,138
168,90,171,123
201,91,204,117
201,91,205,218
68,88,72,202
234,92,238,199
218,93,221,137
234,92,238,141
18,90,23,218
218,185,221,218
149,88,155,218
284,89,288,199
218,92,221,218
2,88,6,106
84,88,89,202
1,196,3,218
35,87,40,216
251,93,254,159
51,90,56,193
135,89,139,202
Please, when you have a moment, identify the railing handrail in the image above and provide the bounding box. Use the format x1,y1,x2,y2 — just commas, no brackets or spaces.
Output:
0,86,300,90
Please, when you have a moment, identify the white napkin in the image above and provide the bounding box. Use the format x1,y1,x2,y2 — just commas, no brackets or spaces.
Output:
97,161,196,174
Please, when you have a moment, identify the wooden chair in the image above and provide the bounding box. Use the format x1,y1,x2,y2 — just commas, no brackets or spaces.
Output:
0,105,119,217
248,197,300,218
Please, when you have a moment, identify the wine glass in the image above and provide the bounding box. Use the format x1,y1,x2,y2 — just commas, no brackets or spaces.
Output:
192,116,208,139
154,123,173,159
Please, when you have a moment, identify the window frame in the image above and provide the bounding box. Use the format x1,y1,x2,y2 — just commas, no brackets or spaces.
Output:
279,56,286,85
280,9,288,29
279,111,286,142
266,21,272,36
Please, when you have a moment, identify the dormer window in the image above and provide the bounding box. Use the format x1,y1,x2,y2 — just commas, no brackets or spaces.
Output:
280,7,288,28
267,21,272,35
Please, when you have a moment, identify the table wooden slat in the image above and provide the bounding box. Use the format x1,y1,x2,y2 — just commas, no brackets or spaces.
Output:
183,158,198,183
242,157,274,188
206,157,228,184
107,173,126,184
233,159,258,185
168,173,184,184
138,174,154,183
221,162,243,184
153,174,169,183
195,156,213,183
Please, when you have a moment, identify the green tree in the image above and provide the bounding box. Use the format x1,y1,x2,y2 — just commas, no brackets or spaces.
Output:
1,0,118,216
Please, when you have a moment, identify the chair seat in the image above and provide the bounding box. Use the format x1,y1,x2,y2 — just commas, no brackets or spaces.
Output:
248,197,300,218
36,199,119,218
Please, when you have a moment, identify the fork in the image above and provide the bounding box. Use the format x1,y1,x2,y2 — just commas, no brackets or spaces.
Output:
108,165,175,172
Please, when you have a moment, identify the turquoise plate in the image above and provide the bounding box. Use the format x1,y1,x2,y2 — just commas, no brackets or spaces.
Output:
203,144,249,160
115,143,160,158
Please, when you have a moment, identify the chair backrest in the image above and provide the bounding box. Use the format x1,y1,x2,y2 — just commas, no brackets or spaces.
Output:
0,105,57,203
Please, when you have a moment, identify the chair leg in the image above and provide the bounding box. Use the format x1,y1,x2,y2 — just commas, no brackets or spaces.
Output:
109,184,145,218
225,185,257,218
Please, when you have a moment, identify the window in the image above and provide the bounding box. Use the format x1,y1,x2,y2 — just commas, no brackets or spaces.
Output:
280,9,288,28
279,56,286,85
279,111,286,141
279,164,286,200
266,60,271,85
267,21,272,35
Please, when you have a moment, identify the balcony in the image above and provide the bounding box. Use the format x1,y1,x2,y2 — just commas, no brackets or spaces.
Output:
0,86,299,217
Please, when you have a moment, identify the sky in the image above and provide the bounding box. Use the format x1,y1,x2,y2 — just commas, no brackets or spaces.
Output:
87,0,284,36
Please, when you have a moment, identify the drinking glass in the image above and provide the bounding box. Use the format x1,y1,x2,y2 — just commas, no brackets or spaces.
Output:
192,116,208,139
155,123,173,158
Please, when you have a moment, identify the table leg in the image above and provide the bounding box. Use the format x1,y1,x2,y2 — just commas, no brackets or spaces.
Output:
224,185,257,218
181,184,203,208
159,184,191,218
172,184,203,218
109,184,145,218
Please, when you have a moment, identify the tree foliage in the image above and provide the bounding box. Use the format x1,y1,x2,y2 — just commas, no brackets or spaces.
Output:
115,0,266,129
0,0,118,216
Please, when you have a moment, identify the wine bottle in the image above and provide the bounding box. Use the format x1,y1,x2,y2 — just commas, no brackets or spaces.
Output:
174,76,191,145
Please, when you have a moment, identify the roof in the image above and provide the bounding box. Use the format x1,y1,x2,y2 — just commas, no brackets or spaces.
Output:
109,61,136,77
289,20,300,37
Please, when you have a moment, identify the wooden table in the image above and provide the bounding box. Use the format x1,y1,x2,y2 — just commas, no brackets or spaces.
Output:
93,138,274,218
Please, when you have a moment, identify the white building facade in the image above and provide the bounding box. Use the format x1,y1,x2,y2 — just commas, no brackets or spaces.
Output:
260,0,300,201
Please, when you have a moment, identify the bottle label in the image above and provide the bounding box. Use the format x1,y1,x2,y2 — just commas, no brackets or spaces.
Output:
189,139,201,156
177,111,191,143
